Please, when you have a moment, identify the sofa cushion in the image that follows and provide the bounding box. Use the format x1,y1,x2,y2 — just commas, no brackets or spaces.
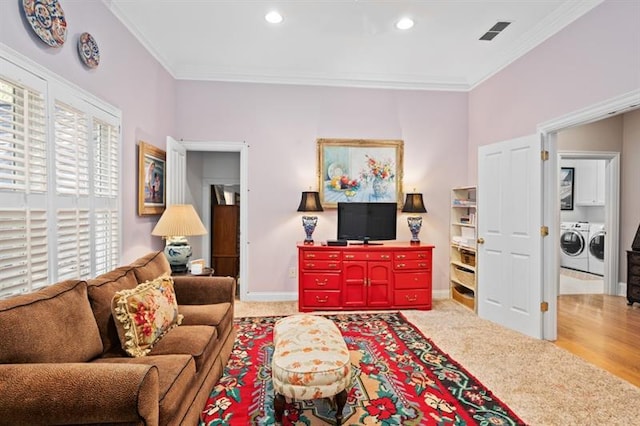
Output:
179,303,234,344
87,268,139,354
112,274,183,357
93,354,197,425
131,251,172,283
148,325,218,372
0,280,103,363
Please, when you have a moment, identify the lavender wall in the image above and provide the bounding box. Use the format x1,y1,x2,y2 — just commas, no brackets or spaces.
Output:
0,0,176,263
469,0,640,176
174,82,468,294
469,0,640,288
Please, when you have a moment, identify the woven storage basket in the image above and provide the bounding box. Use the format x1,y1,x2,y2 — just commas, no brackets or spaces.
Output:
454,267,475,288
460,250,476,267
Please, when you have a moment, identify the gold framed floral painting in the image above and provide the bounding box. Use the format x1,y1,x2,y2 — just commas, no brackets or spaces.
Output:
317,138,404,208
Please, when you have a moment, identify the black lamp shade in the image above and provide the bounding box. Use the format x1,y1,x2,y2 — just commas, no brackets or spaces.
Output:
402,193,427,213
297,191,324,212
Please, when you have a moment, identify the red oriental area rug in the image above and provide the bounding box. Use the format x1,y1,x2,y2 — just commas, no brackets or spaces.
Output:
200,312,525,425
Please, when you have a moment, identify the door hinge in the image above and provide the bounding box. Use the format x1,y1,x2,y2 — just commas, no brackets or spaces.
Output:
541,150,549,161
540,225,549,237
540,301,549,312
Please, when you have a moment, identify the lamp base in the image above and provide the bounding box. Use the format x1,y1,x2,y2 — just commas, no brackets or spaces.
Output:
407,216,423,245
302,216,318,246
164,240,192,274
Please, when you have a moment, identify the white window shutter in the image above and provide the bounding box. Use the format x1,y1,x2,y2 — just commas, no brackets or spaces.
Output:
57,208,91,281
0,209,48,298
0,77,47,193
93,119,119,197
94,209,119,275
55,101,89,196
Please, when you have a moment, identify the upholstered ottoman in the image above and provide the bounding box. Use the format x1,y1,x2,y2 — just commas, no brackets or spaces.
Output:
272,314,351,425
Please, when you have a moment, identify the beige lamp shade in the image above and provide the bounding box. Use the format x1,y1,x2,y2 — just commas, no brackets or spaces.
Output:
151,204,207,237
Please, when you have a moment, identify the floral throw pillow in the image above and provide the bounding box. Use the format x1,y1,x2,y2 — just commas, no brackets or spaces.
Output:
111,274,183,357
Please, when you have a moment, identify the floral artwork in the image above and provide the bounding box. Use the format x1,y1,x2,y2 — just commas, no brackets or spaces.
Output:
317,139,403,208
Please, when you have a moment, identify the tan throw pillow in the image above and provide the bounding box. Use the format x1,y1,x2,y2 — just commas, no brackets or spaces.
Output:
111,274,183,357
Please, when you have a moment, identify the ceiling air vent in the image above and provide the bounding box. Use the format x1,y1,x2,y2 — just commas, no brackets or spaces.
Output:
479,21,511,41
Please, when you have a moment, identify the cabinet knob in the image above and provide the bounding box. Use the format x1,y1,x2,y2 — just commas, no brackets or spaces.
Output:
477,237,485,244
381,255,390,259
418,254,426,259
345,254,355,259
397,263,405,268
418,263,427,268
405,294,418,302
307,254,316,258
329,254,338,258
397,254,406,259
315,296,328,303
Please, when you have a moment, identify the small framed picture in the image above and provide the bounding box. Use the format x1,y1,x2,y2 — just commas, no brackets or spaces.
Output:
138,141,166,216
560,167,574,211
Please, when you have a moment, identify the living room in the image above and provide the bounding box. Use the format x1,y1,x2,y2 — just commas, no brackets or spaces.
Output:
1,0,639,424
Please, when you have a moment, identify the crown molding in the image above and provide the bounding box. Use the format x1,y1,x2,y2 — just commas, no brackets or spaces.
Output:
105,0,604,92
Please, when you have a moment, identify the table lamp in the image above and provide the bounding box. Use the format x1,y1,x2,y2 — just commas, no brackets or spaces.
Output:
402,193,427,244
297,191,323,244
152,204,208,272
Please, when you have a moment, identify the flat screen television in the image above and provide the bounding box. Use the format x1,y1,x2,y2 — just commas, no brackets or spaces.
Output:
337,202,397,244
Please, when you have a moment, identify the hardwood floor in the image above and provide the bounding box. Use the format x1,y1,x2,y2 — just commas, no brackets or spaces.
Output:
556,294,640,387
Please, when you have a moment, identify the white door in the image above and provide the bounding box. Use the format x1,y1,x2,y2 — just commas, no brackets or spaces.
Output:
166,136,186,205
477,135,544,339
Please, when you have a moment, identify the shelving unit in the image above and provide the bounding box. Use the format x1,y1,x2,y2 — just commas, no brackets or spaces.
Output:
450,186,477,310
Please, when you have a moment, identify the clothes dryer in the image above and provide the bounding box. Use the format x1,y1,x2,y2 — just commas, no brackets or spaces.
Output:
588,223,605,276
560,222,589,272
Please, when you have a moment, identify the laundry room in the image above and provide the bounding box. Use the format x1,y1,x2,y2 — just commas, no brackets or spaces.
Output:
557,114,627,295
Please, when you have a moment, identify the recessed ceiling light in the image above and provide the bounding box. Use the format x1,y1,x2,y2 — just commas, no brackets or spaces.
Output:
265,11,283,24
396,17,414,30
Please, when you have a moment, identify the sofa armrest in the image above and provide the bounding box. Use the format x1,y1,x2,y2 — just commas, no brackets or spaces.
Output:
172,275,236,305
0,363,159,425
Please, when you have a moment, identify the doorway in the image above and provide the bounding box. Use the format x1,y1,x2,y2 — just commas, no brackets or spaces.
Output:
558,153,618,296
179,140,249,301
539,90,638,340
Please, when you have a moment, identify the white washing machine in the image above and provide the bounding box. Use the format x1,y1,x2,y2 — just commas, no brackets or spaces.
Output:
588,223,605,276
560,222,590,272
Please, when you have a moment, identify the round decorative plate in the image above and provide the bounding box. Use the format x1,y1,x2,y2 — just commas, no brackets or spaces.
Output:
22,0,67,47
78,32,100,68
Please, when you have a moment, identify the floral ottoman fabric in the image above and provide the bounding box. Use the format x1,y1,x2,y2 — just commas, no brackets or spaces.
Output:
272,314,351,400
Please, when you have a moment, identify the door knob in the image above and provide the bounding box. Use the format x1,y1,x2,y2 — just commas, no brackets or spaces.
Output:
477,237,485,244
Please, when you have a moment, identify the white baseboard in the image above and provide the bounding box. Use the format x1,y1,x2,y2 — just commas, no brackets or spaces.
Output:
241,291,298,302
619,281,626,297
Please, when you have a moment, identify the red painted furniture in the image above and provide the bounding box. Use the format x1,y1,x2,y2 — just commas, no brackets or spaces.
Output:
298,242,434,312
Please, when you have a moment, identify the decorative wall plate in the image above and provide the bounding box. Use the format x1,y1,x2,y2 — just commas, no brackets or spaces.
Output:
22,0,67,47
78,32,100,68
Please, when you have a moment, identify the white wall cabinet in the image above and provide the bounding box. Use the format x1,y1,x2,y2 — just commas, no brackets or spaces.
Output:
575,159,605,206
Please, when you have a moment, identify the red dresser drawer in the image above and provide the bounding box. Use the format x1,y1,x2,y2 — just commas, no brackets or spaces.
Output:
343,252,392,261
394,272,431,289
301,273,341,290
301,251,341,261
394,259,431,271
394,251,431,261
302,290,340,307
394,289,431,308
301,260,341,271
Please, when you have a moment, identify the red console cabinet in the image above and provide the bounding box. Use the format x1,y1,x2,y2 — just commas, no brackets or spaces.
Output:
298,243,433,312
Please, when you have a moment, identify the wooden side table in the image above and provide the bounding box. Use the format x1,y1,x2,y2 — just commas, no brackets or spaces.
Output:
172,267,214,277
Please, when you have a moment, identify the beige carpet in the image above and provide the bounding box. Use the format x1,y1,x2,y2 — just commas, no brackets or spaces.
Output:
234,299,640,425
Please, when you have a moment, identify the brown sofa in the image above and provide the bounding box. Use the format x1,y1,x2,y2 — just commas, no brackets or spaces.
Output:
0,251,236,426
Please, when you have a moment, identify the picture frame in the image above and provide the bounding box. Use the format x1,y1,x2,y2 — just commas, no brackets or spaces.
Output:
317,138,404,208
560,167,574,211
138,141,166,216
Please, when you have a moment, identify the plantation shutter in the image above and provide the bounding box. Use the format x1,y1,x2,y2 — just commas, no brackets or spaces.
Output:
94,209,119,275
0,76,47,193
93,118,119,197
55,101,89,196
57,208,91,281
0,209,48,298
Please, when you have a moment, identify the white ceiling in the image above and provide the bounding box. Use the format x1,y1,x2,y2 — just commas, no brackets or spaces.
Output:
106,0,603,91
